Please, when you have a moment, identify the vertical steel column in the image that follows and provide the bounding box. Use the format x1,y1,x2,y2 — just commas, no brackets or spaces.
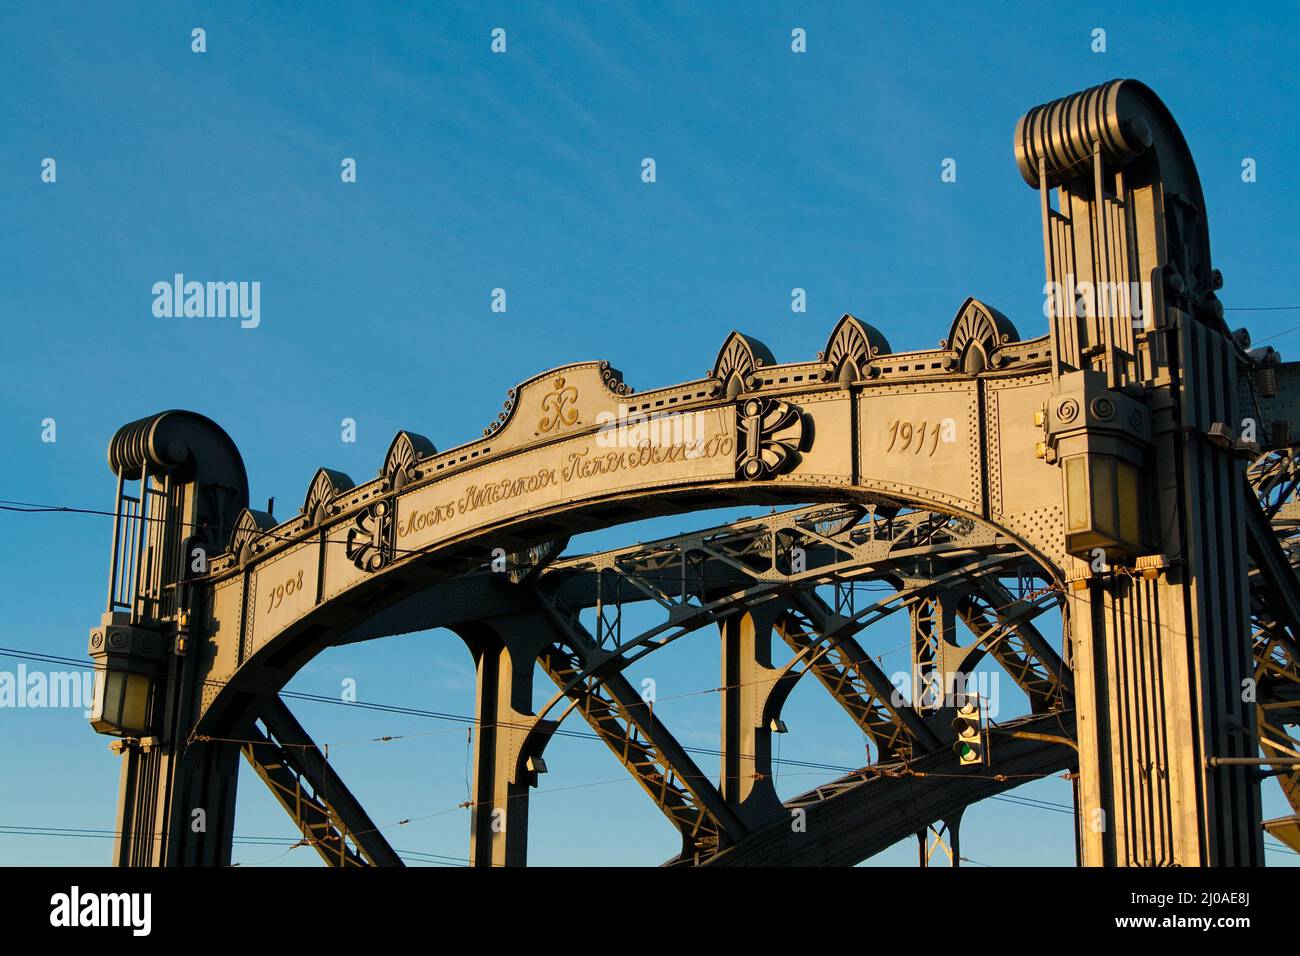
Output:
457,618,550,867
718,602,787,827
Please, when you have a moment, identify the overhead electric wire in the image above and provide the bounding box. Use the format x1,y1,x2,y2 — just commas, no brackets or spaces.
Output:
0,644,852,775
1,549,1070,759
0,824,469,866
10,553,1287,803
0,535,1067,737
2,636,1085,807
0,562,1077,782
9,494,1295,859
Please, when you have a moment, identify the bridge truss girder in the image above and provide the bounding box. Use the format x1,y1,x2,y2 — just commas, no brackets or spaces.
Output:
508,505,1074,865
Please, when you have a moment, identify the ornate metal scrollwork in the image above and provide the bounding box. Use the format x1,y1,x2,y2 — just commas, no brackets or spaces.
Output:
736,398,807,480
344,500,395,572
382,431,436,491
822,314,891,384
947,298,1019,373
302,467,354,526
599,361,634,397
230,508,275,563
713,331,775,399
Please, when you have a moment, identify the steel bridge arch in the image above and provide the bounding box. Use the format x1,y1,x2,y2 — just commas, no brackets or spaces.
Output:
104,335,1076,868
270,497,1066,864
164,322,1075,865
208,411,1066,868
193,444,1068,744
87,78,1294,867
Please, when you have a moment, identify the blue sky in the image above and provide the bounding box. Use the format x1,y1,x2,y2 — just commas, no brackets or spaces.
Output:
2,1,1298,866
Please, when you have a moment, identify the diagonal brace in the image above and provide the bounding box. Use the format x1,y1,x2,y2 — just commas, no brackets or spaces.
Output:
242,695,402,867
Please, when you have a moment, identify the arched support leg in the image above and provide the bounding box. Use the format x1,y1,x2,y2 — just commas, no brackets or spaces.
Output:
456,618,549,868
718,602,788,827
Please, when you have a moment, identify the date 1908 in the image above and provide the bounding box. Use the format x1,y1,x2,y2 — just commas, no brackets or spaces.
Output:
265,568,305,613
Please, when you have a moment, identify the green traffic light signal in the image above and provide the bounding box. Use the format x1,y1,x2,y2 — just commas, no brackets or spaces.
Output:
951,696,983,766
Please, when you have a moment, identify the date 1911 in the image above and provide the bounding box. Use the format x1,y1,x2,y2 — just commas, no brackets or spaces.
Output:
885,419,943,458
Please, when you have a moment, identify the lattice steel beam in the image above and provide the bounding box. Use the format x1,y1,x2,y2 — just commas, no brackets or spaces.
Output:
779,591,939,757
956,578,1070,713
241,696,401,867
534,596,746,859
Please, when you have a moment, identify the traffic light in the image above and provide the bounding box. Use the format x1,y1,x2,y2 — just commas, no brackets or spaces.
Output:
952,695,983,766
